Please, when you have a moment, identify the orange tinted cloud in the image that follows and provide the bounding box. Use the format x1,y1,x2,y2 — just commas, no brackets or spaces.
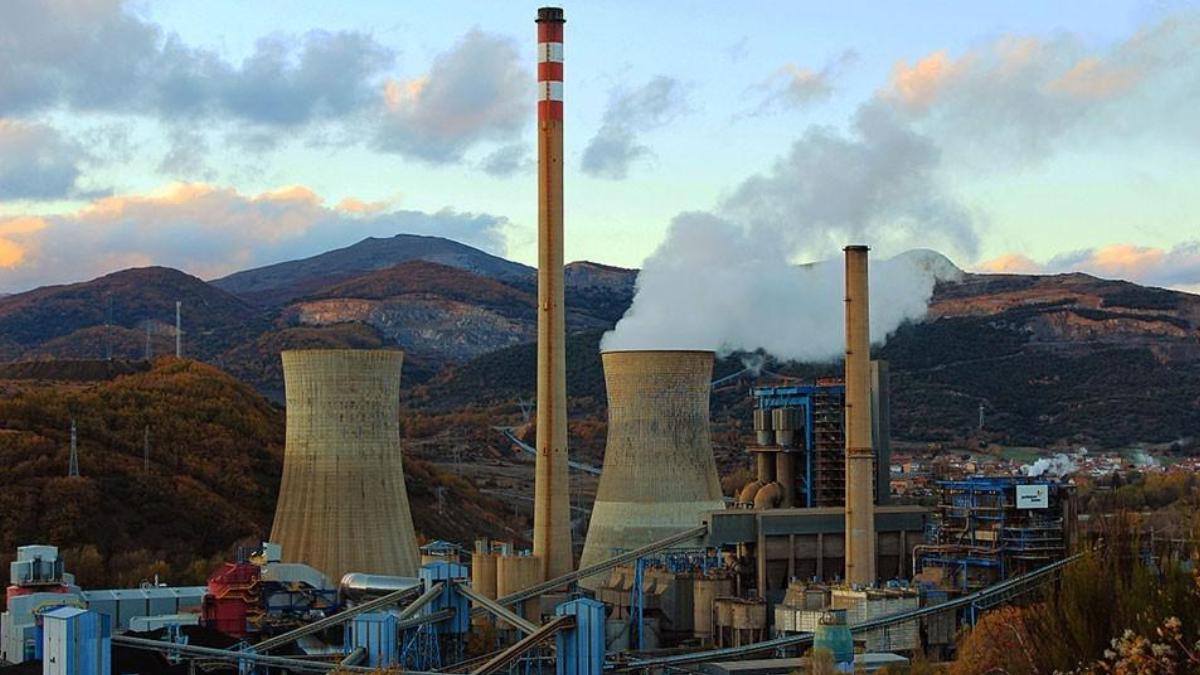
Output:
975,243,1200,292
1048,57,1141,100
975,253,1043,274
0,183,507,293
887,51,959,111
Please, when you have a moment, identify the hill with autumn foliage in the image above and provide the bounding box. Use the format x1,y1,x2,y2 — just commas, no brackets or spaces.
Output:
0,358,522,594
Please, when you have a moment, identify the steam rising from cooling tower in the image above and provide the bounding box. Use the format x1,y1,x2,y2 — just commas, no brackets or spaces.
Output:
603,212,959,358
270,350,420,583
579,350,727,588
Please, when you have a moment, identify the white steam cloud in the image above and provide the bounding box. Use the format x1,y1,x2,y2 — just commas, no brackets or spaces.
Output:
601,210,960,360
1021,453,1078,478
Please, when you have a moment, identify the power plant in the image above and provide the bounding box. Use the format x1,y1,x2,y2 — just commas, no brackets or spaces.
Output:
0,6,1087,675
269,349,420,583
579,350,727,586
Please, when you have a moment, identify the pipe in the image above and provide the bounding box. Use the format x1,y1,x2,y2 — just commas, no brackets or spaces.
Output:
532,4,573,582
843,245,877,586
753,482,782,510
338,573,421,606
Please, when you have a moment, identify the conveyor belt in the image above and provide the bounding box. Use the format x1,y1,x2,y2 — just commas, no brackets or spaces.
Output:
252,584,423,652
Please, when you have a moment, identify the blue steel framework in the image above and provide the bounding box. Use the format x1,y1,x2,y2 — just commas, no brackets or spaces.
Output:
917,477,1069,592
752,384,846,508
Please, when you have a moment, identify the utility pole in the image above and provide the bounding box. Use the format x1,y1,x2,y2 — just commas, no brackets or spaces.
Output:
175,301,182,358
145,322,152,361
979,403,985,431
68,419,79,477
105,295,113,361
144,425,151,473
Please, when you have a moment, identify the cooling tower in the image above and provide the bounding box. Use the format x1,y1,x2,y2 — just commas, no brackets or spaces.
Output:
843,246,877,586
531,6,574,581
270,350,420,583
579,350,726,587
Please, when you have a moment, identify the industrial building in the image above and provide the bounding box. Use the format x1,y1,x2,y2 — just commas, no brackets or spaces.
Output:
579,350,727,587
916,476,1078,591
0,7,1086,675
270,349,421,583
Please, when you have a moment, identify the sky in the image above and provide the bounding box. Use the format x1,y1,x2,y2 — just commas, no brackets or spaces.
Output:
0,0,1198,294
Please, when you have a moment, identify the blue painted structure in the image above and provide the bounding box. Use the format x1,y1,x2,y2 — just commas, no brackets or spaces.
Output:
555,599,605,675
348,612,399,667
419,561,469,635
41,607,111,675
752,384,845,507
919,476,1071,590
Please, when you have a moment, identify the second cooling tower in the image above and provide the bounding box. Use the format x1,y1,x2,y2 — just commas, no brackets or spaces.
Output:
270,350,420,583
579,350,726,586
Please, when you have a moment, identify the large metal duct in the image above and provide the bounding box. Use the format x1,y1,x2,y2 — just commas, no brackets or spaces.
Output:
270,350,420,583
843,246,877,586
531,5,574,581
579,350,727,587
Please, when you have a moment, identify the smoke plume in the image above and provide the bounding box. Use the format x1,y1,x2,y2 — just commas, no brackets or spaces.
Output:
1021,453,1078,478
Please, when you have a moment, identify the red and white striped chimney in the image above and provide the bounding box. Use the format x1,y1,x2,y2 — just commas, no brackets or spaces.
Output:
532,6,573,582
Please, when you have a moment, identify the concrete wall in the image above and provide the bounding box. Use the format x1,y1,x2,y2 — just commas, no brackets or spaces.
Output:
270,350,420,583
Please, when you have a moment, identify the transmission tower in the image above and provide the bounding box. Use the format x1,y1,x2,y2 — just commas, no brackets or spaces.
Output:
175,301,182,358
68,419,79,477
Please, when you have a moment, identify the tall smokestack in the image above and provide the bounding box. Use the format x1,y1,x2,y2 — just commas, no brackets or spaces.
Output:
532,6,573,581
579,350,726,588
844,245,876,586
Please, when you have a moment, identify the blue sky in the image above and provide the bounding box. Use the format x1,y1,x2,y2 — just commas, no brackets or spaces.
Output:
0,0,1198,293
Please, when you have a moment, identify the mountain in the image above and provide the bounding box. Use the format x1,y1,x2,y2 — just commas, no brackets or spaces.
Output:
880,271,1200,446
0,267,267,362
278,260,609,367
0,236,1197,449
211,234,535,306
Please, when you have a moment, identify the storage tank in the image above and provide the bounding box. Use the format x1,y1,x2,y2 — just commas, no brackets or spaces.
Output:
471,541,499,627
496,554,543,626
270,350,420,583
693,576,734,643
579,351,726,588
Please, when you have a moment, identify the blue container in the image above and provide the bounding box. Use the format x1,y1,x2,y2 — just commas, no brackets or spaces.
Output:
812,609,853,669
420,561,469,634
555,598,605,675
349,612,399,667
41,607,111,675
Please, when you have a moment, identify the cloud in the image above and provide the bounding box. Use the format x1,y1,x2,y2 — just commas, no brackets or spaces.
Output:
0,0,395,128
0,183,509,292
880,14,1200,164
721,100,979,260
0,120,97,200
581,76,687,179
754,51,858,113
976,243,1200,292
479,143,533,177
373,30,528,163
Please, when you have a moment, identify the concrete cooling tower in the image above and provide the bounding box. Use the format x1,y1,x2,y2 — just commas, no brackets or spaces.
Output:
270,350,420,583
579,350,726,586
